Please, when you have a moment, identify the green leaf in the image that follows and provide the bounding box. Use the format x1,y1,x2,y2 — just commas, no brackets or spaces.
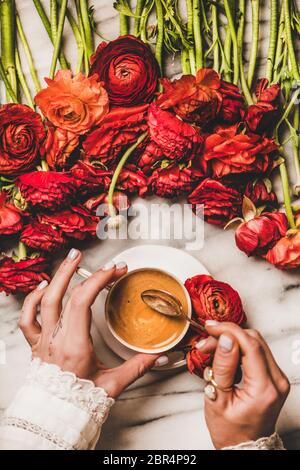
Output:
113,0,140,18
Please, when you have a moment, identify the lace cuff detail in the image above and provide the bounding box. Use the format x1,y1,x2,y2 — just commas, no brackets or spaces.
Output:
222,433,285,450
26,358,114,425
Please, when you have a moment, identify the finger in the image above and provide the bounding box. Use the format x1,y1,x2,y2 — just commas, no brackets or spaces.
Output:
18,280,48,345
40,248,82,329
194,336,218,354
205,321,269,387
65,261,128,337
212,333,240,394
106,353,164,398
246,329,290,396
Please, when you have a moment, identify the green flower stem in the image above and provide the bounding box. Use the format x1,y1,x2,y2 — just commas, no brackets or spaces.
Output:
134,0,144,36
80,0,94,65
18,241,27,261
193,0,203,71
32,0,68,69
49,0,68,79
119,13,128,36
292,106,300,182
75,0,89,74
223,29,232,81
58,0,84,73
50,0,58,42
108,132,148,218
186,0,196,74
211,3,219,72
266,0,278,83
0,58,18,103
16,14,41,93
15,47,35,109
247,0,260,89
284,0,300,80
181,48,191,74
154,0,164,73
224,0,239,84
0,0,17,100
273,1,284,83
279,157,296,228
275,88,300,139
237,0,245,57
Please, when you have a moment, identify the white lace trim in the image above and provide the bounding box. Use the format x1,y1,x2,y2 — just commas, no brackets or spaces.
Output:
222,432,285,450
26,358,114,425
1,417,77,450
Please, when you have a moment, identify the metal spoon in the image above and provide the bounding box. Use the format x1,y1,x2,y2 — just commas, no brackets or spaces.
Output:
141,289,206,333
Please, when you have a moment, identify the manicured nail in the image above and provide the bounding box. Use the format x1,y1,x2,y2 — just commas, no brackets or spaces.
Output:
219,334,233,352
154,355,169,367
102,261,115,271
116,261,127,270
205,320,219,327
37,280,48,291
68,248,79,260
196,339,207,349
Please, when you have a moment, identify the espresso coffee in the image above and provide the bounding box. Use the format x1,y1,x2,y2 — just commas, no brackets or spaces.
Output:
107,269,188,350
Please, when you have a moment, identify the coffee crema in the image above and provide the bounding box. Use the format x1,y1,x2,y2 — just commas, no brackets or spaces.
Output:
107,269,188,350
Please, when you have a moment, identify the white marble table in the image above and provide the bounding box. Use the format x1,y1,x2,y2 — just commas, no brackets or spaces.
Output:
1,0,300,450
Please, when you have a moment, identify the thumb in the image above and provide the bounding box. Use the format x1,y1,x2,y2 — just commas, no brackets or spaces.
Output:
211,333,240,394
109,353,168,398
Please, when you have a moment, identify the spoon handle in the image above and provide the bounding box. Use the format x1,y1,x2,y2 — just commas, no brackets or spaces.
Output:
186,316,206,333
77,267,113,291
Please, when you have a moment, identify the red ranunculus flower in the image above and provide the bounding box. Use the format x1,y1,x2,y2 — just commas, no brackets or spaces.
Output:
84,191,130,214
16,171,77,211
83,105,149,165
20,221,67,253
0,256,50,295
242,79,281,134
0,104,45,176
186,333,212,377
148,103,204,164
187,178,242,226
90,35,160,107
0,192,23,235
203,125,278,179
38,206,98,241
184,274,246,325
149,165,202,198
218,80,245,123
265,229,300,270
157,69,222,126
42,125,79,169
136,141,164,171
71,161,112,196
244,179,278,207
235,212,288,257
117,165,148,196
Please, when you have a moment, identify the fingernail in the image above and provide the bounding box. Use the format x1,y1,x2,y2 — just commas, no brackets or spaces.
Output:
205,320,219,327
196,339,207,349
219,334,233,352
116,261,127,270
154,355,169,367
37,280,48,291
68,248,79,260
102,261,115,271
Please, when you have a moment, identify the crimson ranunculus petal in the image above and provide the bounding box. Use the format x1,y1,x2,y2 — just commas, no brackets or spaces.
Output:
265,229,300,269
0,192,23,235
21,222,67,253
149,165,202,198
186,333,212,377
0,257,50,295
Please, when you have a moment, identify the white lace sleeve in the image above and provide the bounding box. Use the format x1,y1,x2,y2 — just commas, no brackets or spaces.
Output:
222,433,285,450
0,358,114,450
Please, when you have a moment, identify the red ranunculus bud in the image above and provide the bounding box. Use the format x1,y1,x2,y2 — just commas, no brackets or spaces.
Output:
184,274,246,325
187,178,242,226
244,179,278,207
16,171,77,211
0,104,45,176
0,192,23,235
90,36,160,107
21,221,67,253
0,257,50,295
235,212,288,257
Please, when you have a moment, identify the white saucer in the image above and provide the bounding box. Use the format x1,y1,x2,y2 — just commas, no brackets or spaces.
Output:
92,245,209,370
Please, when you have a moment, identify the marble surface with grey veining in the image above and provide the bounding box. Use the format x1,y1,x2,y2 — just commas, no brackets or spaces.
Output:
1,0,300,450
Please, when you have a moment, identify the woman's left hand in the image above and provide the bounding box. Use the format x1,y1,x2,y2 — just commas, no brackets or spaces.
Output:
18,248,166,398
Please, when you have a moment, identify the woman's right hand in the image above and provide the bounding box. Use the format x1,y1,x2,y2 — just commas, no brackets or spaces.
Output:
197,322,290,449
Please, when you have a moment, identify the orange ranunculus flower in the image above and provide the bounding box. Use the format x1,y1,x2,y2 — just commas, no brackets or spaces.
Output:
265,229,300,269
35,70,109,135
157,68,222,126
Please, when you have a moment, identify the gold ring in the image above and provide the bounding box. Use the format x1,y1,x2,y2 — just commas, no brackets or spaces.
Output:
203,367,233,401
